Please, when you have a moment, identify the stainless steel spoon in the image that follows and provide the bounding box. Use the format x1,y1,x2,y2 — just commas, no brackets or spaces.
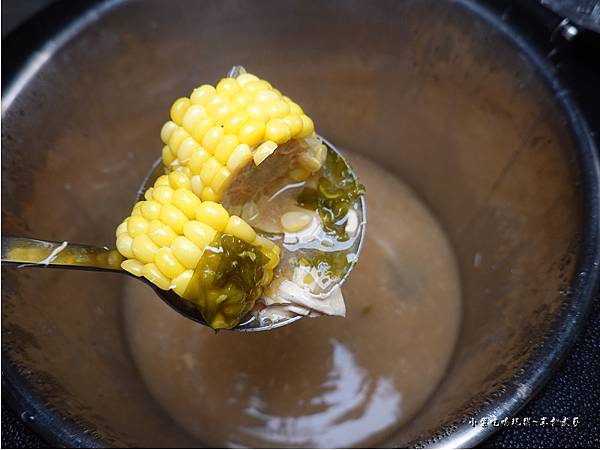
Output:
1,139,365,332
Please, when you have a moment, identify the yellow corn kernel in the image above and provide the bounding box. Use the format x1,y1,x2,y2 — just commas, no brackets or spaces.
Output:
148,219,177,247
172,188,201,219
211,102,237,126
231,92,254,109
253,141,278,165
171,236,203,269
297,114,314,138
132,234,159,264
315,143,327,163
143,263,171,291
201,186,218,201
238,119,265,147
281,211,313,232
171,269,193,297
236,73,259,86
298,153,322,172
196,201,229,231
223,110,248,135
127,216,148,237
246,103,270,122
152,186,174,205
116,221,128,236
168,128,189,156
200,157,221,185
282,115,303,137
154,247,185,279
244,80,271,94
170,98,191,125
289,167,311,182
177,137,200,162
270,242,282,257
224,215,257,243
216,77,241,96
144,188,154,201
202,126,224,153
206,93,229,110
184,220,217,249
131,201,143,216
162,145,175,166
121,259,145,277
285,97,304,115
253,235,277,252
190,116,214,143
141,201,162,220
265,118,292,144
161,121,178,144
190,175,203,197
211,167,232,196
265,250,280,270
168,171,192,190
261,269,274,286
155,175,170,187
190,84,216,106
182,104,208,133
174,165,192,177
214,134,239,164
255,90,280,103
116,234,134,259
226,143,253,172
160,203,189,234
189,147,211,174
266,99,290,118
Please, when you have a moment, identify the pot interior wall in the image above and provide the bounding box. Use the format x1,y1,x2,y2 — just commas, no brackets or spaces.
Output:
1,0,582,446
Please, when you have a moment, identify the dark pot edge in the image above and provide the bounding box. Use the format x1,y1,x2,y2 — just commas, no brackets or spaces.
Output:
415,0,600,447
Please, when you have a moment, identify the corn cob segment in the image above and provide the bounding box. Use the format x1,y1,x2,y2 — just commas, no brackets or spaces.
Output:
116,173,280,329
115,69,364,330
159,72,326,206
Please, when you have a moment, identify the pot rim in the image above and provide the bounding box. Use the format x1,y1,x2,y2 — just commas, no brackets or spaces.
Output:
414,1,600,446
2,0,599,447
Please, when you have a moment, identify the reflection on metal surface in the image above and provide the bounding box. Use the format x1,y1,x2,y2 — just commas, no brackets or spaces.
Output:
1,236,123,271
541,0,600,32
234,339,402,448
2,0,125,114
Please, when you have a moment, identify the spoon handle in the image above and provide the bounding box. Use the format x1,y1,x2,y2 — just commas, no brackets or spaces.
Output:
1,236,124,273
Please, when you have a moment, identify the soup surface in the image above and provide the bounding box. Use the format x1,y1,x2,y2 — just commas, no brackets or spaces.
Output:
123,153,462,447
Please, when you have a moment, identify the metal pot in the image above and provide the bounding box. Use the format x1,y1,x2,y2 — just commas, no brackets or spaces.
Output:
2,0,599,447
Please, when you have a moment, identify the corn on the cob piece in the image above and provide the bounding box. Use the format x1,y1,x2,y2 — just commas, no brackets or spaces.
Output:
116,172,280,329
159,72,327,205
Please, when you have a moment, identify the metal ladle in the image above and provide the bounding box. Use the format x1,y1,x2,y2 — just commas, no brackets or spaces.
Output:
1,139,365,332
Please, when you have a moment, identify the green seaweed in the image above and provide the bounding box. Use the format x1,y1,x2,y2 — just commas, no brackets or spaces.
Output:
297,150,364,241
298,250,352,281
294,148,364,283
184,233,268,330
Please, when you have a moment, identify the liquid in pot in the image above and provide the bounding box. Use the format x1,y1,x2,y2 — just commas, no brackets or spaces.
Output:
123,153,462,447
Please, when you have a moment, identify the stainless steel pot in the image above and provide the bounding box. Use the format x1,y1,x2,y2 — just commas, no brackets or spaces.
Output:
2,0,599,447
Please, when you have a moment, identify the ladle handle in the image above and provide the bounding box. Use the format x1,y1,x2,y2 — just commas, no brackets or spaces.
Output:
1,236,124,273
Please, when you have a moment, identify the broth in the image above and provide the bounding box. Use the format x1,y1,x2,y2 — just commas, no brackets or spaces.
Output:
123,153,461,447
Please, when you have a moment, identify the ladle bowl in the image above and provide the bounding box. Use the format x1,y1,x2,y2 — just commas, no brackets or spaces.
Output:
1,137,366,332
